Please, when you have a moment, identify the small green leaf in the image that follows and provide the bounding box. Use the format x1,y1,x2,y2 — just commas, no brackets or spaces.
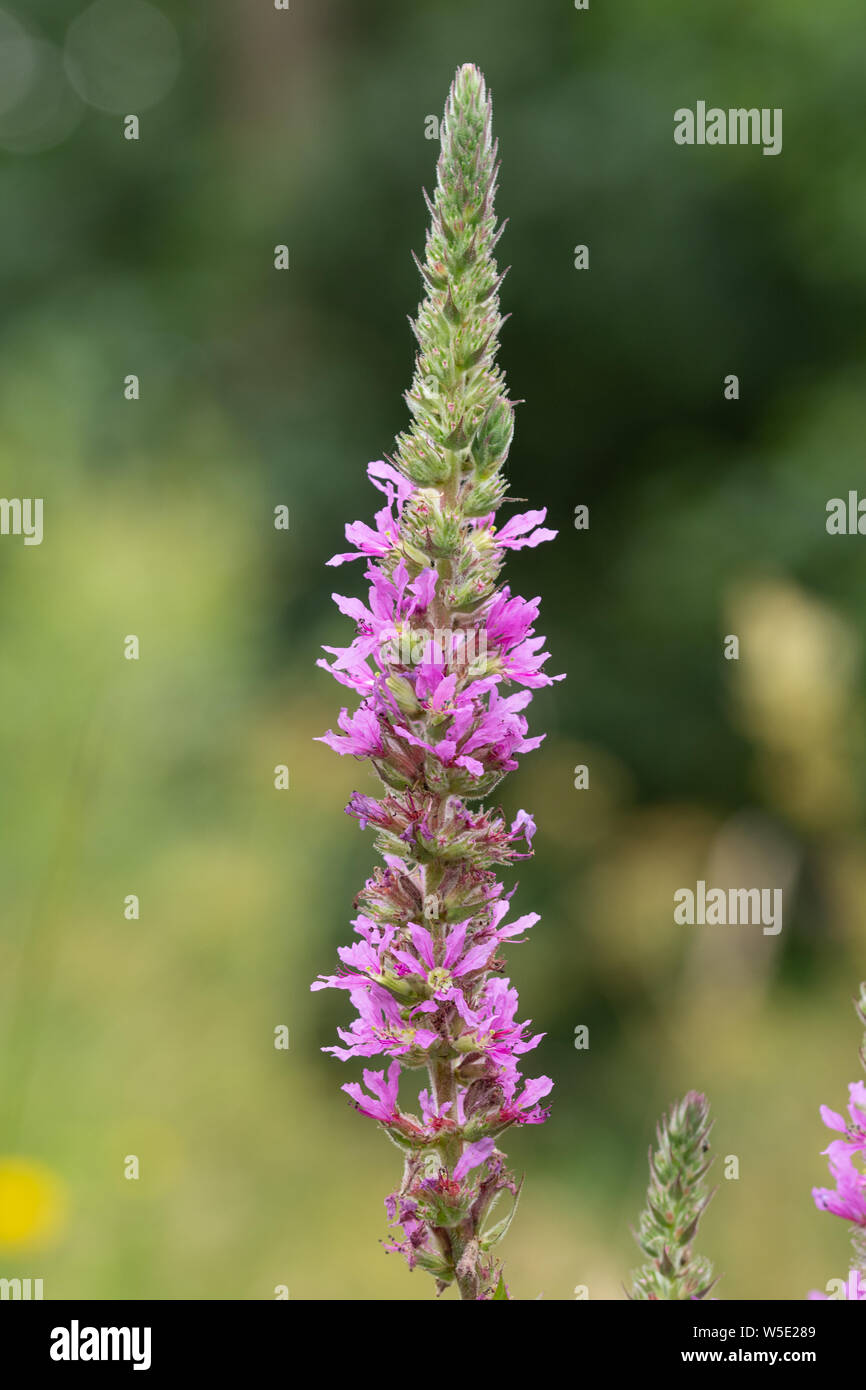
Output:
480,1177,523,1250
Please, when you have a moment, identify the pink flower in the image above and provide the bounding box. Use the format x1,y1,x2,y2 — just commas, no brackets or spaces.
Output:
820,1081,866,1143
343,1061,402,1123
323,561,438,674
454,1137,496,1180
327,464,415,566
812,1084,866,1227
812,1140,866,1226
451,977,545,1068
316,706,384,758
499,1073,554,1125
473,507,558,551
325,984,439,1061
483,588,565,688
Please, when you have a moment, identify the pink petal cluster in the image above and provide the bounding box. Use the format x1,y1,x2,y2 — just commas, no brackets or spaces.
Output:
312,456,559,1288
812,1081,866,1226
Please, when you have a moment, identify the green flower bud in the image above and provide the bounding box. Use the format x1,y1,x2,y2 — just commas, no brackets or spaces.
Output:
386,675,421,717
395,428,453,486
405,489,461,558
470,400,514,476
463,473,507,517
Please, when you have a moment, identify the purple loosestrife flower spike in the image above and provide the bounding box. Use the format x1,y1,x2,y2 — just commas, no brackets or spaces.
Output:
811,982,866,1280
629,1092,718,1301
312,63,562,1300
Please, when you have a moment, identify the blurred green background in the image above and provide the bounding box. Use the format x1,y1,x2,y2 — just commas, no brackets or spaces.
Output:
1,0,865,1300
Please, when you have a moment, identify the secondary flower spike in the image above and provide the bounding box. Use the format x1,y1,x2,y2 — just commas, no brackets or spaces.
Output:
312,63,562,1300
629,1091,718,1300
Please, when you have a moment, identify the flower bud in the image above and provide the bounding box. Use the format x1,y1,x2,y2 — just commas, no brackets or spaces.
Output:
463,473,507,517
385,675,421,717
470,400,514,476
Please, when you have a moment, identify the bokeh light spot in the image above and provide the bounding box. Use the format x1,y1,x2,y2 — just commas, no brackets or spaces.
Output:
0,39,83,154
64,0,181,114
